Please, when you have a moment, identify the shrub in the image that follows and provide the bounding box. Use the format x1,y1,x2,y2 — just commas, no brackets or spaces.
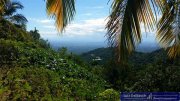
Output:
97,89,119,101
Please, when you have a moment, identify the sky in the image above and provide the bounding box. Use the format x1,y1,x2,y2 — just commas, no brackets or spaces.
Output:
18,0,158,52
18,0,110,42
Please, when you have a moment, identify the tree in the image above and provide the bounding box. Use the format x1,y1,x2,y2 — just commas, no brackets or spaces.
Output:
2,0,27,26
29,27,51,49
46,0,180,63
58,47,67,57
29,27,40,40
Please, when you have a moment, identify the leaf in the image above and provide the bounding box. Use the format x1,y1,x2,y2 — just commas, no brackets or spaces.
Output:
46,0,76,32
156,0,180,59
106,0,157,63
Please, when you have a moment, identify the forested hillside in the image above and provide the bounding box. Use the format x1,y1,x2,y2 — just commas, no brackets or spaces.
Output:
81,47,180,91
81,47,169,65
0,19,119,100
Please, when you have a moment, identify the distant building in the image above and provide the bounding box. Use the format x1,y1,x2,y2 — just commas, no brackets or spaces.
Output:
93,57,102,61
90,54,95,57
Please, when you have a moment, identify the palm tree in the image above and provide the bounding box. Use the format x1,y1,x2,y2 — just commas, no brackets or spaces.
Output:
46,0,180,63
2,0,27,26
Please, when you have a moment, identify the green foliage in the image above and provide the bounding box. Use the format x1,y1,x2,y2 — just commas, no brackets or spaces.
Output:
0,67,62,100
83,48,180,92
3,1,180,98
103,61,136,91
97,89,119,101
132,64,180,92
81,47,114,65
29,27,51,49
38,38,51,49
57,47,68,58
0,16,111,100
29,28,40,40
0,38,109,100
0,19,31,41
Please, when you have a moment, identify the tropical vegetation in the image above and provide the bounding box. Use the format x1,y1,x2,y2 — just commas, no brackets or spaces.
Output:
81,47,180,92
0,0,180,100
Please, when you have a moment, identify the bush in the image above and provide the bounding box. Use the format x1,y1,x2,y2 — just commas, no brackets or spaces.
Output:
97,89,119,101
132,64,180,91
0,19,32,42
0,67,63,100
0,39,109,100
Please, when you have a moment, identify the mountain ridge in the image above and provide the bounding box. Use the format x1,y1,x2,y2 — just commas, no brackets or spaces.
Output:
81,47,168,65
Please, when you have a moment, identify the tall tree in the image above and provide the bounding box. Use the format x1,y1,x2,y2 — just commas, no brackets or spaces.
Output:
3,0,27,26
29,27,40,40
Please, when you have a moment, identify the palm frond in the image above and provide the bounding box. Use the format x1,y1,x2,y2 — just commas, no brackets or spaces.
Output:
0,0,7,15
46,0,75,32
156,0,180,59
1,0,27,25
4,1,23,16
106,0,158,63
9,14,28,24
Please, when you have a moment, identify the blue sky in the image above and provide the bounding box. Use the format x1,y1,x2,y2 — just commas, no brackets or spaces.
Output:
18,0,110,43
18,0,158,51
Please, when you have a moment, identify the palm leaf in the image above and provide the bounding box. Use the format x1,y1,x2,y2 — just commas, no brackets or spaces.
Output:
4,1,23,16
156,0,180,59
46,0,75,32
2,0,27,25
9,14,28,24
0,0,7,15
106,0,158,63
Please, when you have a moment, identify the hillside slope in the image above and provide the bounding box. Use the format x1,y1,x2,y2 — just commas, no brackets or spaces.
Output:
81,47,169,65
81,47,180,92
0,19,119,100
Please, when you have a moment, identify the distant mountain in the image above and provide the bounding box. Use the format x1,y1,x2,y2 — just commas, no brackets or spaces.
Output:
81,47,168,65
136,43,160,53
50,41,107,54
81,47,113,63
50,40,160,54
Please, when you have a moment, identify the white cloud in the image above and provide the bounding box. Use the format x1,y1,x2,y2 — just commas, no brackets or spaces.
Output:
39,31,58,35
29,17,108,39
39,19,54,24
43,25,56,29
63,17,108,37
28,18,54,24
